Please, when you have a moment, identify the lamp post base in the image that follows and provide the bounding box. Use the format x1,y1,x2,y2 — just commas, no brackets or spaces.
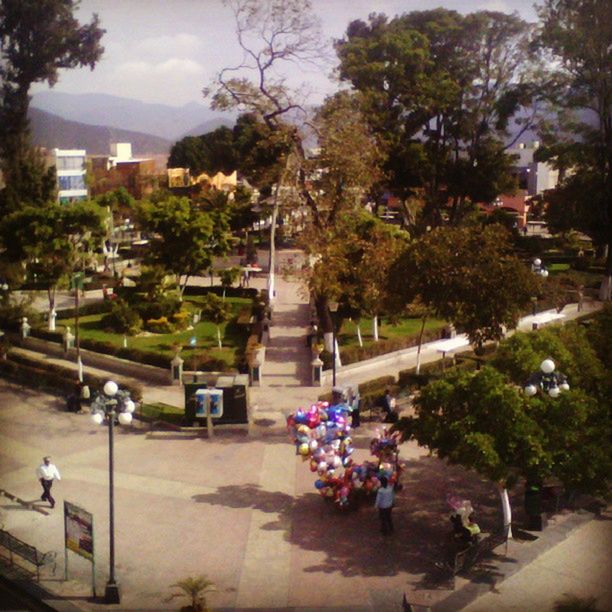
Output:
104,581,120,604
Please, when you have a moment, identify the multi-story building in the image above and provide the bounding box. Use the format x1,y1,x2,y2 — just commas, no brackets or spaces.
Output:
90,143,159,199
508,141,559,196
50,149,88,203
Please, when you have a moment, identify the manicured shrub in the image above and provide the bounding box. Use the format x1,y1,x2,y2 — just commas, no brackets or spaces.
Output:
172,310,191,331
235,306,253,326
0,352,143,401
145,316,174,334
183,351,231,372
136,294,182,321
358,376,396,396
101,299,142,335
183,286,258,299
56,301,111,320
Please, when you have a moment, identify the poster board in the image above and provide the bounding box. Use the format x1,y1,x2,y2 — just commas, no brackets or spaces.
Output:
64,501,94,561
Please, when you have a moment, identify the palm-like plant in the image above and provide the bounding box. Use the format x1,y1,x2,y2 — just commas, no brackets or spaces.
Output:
168,575,215,611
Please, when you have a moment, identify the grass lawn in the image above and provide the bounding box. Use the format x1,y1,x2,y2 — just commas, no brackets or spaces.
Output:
57,296,251,366
339,316,446,348
139,402,184,425
548,263,571,272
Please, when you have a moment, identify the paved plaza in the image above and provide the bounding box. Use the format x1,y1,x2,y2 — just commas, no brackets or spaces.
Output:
0,251,609,610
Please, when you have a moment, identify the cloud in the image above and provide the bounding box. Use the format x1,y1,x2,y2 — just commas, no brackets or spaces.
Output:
132,33,204,60
115,58,204,78
109,58,207,105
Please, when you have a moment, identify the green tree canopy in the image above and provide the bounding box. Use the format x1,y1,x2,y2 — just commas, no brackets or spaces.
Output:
533,0,611,293
396,324,611,497
0,0,104,211
335,9,535,228
137,195,232,296
0,200,106,309
388,224,539,347
167,126,238,177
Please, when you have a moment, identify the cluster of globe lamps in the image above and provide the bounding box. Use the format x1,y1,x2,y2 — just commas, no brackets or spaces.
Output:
91,381,135,425
524,358,570,398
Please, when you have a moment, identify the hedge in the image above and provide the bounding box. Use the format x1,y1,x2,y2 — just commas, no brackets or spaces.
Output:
183,286,259,300
56,301,112,320
396,351,488,389
0,352,143,401
322,327,443,369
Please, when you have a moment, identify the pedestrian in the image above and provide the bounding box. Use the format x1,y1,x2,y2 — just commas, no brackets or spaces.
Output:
70,380,83,412
375,476,395,535
36,456,61,509
381,388,397,423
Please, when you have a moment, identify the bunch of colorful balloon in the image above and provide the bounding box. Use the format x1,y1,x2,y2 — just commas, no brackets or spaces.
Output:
287,404,402,510
369,428,402,488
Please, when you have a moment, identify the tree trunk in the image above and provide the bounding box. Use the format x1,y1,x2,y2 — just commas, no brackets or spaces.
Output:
599,243,611,301
372,315,379,342
267,181,280,301
216,326,222,349
356,322,363,348
47,286,56,313
415,316,427,375
499,486,513,539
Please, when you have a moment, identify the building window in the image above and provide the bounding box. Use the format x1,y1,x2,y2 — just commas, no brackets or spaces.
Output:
57,156,85,170
59,175,86,191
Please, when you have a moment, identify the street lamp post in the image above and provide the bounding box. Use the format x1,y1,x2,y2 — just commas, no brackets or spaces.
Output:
524,358,570,398
531,258,549,278
328,301,339,387
523,359,569,530
91,381,135,604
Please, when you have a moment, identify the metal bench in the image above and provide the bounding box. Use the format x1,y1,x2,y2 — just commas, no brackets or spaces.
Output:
449,524,510,575
0,529,56,581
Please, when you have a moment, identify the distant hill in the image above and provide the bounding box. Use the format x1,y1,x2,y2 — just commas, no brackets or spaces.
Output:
182,117,234,137
31,91,234,142
28,107,172,156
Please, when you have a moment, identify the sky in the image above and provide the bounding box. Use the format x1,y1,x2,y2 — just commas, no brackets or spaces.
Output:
31,0,540,109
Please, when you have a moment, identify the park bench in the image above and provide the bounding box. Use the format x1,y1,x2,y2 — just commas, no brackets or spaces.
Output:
0,528,56,581
446,524,511,576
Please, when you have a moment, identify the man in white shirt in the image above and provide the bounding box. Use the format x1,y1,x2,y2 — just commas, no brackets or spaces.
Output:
374,476,395,536
36,456,61,509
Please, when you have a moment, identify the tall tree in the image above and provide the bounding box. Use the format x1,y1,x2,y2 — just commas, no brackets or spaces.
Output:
388,224,539,349
0,0,104,211
206,0,327,300
335,9,537,229
396,323,610,536
303,210,407,353
167,126,238,177
533,0,611,299
0,200,106,312
137,195,232,297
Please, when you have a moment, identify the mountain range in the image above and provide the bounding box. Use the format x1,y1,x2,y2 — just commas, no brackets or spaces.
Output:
31,91,233,141
29,107,172,156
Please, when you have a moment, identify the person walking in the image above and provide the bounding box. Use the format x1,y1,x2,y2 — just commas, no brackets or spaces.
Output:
375,476,395,536
36,456,61,509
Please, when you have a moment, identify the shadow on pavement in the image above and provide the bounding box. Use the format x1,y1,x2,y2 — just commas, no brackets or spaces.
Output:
189,455,523,583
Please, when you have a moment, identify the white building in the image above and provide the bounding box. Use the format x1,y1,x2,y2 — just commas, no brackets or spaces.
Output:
509,142,559,196
51,149,88,203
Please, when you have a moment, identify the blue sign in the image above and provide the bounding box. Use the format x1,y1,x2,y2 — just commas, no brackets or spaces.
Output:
195,389,224,418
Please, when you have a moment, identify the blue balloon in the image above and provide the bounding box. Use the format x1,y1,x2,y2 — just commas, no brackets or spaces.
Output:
314,479,326,489
295,412,309,424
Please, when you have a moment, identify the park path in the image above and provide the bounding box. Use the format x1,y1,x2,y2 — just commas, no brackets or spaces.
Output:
248,250,318,428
